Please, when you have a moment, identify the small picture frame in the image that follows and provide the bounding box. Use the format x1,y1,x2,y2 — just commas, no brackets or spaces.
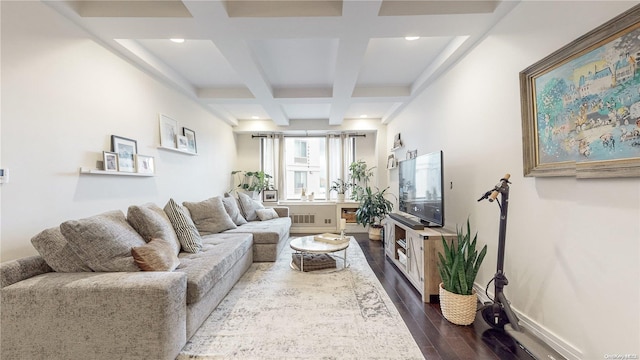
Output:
111,135,137,173
159,114,179,148
263,190,278,203
387,154,396,169
393,133,402,149
176,135,189,151
135,155,155,174
183,127,197,153
103,151,119,172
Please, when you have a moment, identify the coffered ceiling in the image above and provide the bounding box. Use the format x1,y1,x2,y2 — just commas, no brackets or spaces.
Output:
47,0,516,126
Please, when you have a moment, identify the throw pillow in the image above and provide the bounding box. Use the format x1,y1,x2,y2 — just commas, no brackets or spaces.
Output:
256,208,279,221
60,210,146,272
31,227,92,272
222,196,248,226
164,198,203,253
183,196,237,235
237,191,265,221
131,238,180,271
127,203,181,255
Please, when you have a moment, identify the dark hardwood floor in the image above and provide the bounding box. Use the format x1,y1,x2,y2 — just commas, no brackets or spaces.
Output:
353,233,535,360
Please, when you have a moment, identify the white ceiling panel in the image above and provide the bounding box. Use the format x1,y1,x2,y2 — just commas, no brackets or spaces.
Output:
357,37,453,86
344,102,401,120
136,39,243,88
48,0,514,126
250,38,339,87
283,103,332,120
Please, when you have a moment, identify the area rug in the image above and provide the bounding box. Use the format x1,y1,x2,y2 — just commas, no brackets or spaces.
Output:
177,237,424,359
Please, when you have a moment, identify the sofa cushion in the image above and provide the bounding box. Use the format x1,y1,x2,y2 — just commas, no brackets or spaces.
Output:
236,191,265,221
223,217,291,245
30,227,92,272
256,208,279,221
131,238,180,271
60,210,145,272
164,199,203,253
176,233,253,304
127,203,181,255
222,196,248,226
183,197,237,235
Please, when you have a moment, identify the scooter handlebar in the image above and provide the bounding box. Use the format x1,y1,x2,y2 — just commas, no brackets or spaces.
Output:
488,174,510,202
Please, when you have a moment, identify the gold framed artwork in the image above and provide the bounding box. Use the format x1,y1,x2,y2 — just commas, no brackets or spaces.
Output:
520,5,640,178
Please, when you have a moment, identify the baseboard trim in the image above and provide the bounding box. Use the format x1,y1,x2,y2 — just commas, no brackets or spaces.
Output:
473,284,581,360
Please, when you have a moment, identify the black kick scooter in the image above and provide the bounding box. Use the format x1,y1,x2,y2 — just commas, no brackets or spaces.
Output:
478,174,565,360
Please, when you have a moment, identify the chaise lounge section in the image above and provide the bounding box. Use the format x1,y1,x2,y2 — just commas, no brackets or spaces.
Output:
1,193,291,360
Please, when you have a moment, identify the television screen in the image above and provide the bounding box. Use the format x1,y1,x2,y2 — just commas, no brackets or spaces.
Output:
398,151,444,227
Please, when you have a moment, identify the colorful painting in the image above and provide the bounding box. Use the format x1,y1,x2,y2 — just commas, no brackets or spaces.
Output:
521,5,640,178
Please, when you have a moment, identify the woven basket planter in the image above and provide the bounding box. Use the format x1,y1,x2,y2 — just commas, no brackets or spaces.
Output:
439,283,478,325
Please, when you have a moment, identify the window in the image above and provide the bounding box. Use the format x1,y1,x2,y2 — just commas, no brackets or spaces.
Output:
261,134,355,200
293,140,307,164
293,171,307,194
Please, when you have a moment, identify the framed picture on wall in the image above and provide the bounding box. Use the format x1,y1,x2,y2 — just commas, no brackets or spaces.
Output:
111,135,137,173
103,151,119,172
520,5,640,178
135,155,155,174
176,135,189,151
159,114,178,149
183,127,197,153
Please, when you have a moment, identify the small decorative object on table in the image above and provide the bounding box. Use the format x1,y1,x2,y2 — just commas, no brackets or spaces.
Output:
314,233,349,245
339,218,347,240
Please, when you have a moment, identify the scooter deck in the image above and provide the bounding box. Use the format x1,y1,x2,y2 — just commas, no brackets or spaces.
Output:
505,324,567,360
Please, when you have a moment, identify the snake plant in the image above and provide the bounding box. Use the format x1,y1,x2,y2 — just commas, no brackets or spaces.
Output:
437,219,487,295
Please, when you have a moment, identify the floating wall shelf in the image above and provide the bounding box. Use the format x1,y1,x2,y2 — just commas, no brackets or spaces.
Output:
79,168,154,177
157,146,198,156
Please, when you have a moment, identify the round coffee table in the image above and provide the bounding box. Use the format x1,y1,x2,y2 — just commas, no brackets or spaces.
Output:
289,235,351,272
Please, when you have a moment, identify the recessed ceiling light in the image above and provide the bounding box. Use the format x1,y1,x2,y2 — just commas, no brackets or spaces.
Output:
404,36,420,41
360,114,368,118
251,116,260,119
170,38,185,43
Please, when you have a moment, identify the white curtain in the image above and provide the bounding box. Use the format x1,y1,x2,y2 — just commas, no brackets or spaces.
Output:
262,134,286,200
327,133,353,200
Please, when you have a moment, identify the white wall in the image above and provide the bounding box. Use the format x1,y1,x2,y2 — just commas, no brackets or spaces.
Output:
0,1,236,261
387,1,640,358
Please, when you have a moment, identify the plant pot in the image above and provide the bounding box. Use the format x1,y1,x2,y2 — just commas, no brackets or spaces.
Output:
337,194,346,202
439,283,478,325
368,225,382,241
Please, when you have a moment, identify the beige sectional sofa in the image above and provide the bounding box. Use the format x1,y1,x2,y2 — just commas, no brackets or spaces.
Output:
0,192,291,360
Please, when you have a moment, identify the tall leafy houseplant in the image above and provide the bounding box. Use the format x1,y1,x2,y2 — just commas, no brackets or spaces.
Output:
355,187,394,228
349,160,374,201
437,219,487,325
349,160,394,240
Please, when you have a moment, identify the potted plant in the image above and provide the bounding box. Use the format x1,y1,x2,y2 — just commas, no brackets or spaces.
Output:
349,160,374,201
437,219,487,325
355,186,394,241
330,179,351,202
231,170,273,199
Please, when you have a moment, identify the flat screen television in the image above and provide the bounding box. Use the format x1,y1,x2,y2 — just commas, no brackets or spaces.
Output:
398,150,444,227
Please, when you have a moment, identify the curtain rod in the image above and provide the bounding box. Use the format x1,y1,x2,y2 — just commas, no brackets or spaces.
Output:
251,133,366,139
